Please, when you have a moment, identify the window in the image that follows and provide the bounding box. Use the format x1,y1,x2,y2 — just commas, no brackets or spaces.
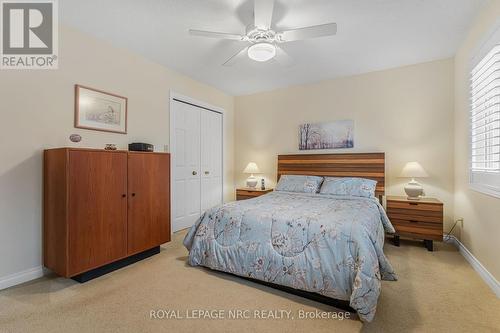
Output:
470,31,500,198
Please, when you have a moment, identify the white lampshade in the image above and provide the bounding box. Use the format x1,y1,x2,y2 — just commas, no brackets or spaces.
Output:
400,162,429,178
243,162,261,174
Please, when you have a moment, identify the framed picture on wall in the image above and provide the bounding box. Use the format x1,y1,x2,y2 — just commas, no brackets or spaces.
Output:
299,120,354,150
74,85,128,134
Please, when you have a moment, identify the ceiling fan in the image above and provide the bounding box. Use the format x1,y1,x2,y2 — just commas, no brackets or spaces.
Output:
188,0,337,66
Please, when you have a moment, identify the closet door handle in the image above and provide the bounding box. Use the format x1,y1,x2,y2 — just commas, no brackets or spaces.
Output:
204,171,210,175
132,193,136,197
192,171,197,176
122,194,127,198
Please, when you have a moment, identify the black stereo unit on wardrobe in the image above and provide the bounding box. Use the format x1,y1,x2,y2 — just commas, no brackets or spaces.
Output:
129,143,154,152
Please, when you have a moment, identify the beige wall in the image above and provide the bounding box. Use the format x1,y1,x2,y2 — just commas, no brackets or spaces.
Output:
0,25,234,281
454,1,500,280
235,58,455,227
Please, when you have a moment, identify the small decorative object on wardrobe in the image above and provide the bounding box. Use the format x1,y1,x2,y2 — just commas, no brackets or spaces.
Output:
69,134,82,143
104,144,117,150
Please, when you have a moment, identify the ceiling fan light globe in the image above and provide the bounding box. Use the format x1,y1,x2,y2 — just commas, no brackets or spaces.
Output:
248,42,276,62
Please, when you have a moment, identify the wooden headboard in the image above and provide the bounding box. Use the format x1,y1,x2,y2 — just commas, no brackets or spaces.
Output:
277,153,385,199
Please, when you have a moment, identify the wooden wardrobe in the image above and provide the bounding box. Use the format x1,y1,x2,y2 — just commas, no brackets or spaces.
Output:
43,148,170,279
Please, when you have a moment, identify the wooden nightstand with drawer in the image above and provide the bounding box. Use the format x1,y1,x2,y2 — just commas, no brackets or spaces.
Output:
386,196,443,251
236,188,273,201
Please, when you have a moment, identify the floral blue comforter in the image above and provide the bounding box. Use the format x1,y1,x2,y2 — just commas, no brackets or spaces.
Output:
183,191,397,322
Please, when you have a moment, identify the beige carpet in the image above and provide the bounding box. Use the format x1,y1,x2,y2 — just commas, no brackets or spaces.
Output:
1,232,499,333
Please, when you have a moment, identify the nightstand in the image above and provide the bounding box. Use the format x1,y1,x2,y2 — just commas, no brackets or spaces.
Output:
386,196,443,251
236,188,273,201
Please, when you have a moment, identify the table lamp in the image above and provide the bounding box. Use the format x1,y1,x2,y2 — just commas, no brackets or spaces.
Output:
243,162,261,188
400,162,428,200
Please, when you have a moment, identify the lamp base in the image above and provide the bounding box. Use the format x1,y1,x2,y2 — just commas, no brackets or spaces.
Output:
404,179,424,200
246,175,258,188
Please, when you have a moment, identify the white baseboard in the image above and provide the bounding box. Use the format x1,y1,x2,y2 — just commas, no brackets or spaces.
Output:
0,266,44,291
444,235,500,298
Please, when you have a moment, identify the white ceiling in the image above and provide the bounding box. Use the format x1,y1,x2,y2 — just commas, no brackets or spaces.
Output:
60,0,487,96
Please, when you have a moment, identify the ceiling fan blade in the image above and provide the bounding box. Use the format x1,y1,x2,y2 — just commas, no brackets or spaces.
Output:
274,46,294,67
278,23,337,42
189,29,245,41
254,0,275,30
223,46,249,66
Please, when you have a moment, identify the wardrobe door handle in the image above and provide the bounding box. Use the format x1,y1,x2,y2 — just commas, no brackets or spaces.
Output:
122,194,126,198
204,171,210,175
192,171,197,176
132,193,136,197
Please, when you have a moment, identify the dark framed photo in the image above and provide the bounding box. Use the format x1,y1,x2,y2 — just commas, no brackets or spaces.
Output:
74,85,128,134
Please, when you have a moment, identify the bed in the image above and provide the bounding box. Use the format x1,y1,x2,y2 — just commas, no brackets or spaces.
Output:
183,153,397,322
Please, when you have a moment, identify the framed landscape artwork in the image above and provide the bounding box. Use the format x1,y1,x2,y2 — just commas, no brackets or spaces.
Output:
75,85,128,134
299,120,354,150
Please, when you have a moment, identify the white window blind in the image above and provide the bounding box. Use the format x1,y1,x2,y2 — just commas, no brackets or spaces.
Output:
470,30,500,198
471,45,500,172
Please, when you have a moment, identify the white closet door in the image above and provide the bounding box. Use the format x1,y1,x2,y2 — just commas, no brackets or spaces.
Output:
171,100,201,232
200,110,223,211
